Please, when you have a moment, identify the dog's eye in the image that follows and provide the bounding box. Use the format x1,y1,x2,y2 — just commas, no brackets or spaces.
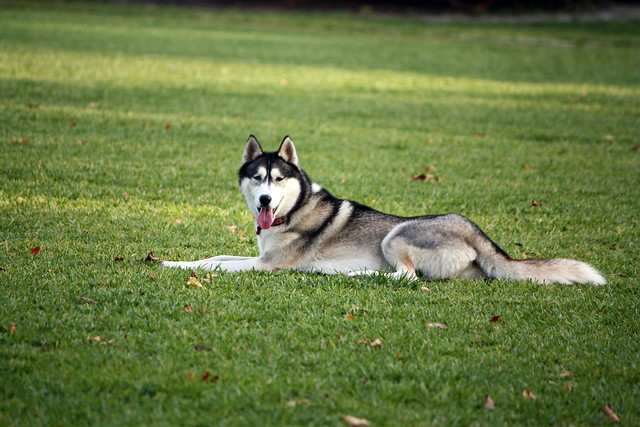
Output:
253,175,261,181
275,176,285,182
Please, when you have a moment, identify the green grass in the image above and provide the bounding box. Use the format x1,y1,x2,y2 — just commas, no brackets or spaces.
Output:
1,1,639,425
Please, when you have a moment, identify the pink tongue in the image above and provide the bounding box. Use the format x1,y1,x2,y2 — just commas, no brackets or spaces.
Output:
258,208,274,230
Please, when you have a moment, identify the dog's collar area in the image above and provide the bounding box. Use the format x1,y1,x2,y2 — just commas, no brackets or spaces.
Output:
256,215,288,235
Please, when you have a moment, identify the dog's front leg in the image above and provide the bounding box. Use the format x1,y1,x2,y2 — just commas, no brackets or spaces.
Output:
162,256,266,272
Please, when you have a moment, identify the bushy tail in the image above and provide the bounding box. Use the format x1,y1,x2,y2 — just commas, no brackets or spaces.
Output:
473,234,605,285
484,256,606,285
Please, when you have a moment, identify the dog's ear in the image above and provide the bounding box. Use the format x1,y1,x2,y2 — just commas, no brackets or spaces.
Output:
277,136,299,167
242,135,263,165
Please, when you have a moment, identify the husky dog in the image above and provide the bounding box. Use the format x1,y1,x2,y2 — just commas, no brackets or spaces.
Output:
162,135,605,284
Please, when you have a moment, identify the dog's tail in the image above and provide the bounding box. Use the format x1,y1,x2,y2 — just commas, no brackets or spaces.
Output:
472,227,605,285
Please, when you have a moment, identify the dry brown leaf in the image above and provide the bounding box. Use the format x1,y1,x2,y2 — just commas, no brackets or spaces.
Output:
345,313,354,320
359,338,382,348
531,199,542,207
611,273,628,278
490,315,503,323
12,136,29,145
10,322,16,336
484,395,495,410
420,286,430,292
411,173,440,182
114,256,124,262
522,389,536,400
559,370,573,378
427,322,448,329
630,145,639,152
145,251,165,262
602,404,620,423
164,123,172,131
225,225,238,233
194,344,212,351
187,273,204,289
30,246,41,256
341,415,371,426
184,304,193,313
563,383,572,393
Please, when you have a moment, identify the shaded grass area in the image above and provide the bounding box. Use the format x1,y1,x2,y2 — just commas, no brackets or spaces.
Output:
1,1,639,425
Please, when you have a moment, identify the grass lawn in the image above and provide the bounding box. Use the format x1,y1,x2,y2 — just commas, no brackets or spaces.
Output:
1,1,639,425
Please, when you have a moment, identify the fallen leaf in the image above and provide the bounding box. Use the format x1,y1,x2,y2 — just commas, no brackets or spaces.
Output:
601,404,620,423
194,344,212,351
87,101,99,108
630,145,639,152
187,274,204,289
77,296,101,304
164,124,172,131
359,338,382,348
522,389,536,400
611,273,628,278
559,370,573,378
70,121,77,127
201,371,219,383
427,322,448,329
604,135,615,141
144,251,165,262
173,218,182,225
473,131,485,137
411,173,440,182
26,103,39,109
341,415,370,426
10,322,16,336
86,336,114,345
420,165,437,172
12,137,29,145
30,246,41,256
224,225,237,233
420,286,430,292
490,315,503,323
201,273,217,283
484,395,495,410
184,304,193,313
142,123,148,129
563,383,572,392
114,257,124,262
531,199,542,207
344,313,354,320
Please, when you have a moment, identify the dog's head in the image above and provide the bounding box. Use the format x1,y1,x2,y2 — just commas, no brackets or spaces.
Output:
239,135,302,231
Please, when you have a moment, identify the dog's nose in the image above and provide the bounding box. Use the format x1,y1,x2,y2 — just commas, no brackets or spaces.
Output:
259,195,272,207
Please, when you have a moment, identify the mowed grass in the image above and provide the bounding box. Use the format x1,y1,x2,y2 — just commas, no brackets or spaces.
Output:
1,1,639,425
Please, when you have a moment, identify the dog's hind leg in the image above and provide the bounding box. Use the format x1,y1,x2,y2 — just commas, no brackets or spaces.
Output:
381,220,481,281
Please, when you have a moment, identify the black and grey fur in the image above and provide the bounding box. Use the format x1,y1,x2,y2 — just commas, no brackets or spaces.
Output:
163,135,605,285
